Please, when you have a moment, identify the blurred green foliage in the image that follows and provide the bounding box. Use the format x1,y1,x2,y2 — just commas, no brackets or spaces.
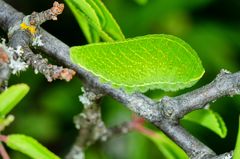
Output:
1,0,240,158
233,116,240,158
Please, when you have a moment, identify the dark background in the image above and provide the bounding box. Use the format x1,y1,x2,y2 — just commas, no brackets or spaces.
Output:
1,0,240,158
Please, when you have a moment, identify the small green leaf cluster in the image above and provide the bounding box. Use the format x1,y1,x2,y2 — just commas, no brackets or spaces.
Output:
0,84,60,159
234,117,240,158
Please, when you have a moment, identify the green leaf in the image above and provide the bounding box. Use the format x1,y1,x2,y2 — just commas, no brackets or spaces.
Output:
183,109,227,138
71,34,204,93
65,0,100,43
89,0,125,40
0,84,29,117
233,116,240,159
6,134,60,159
65,0,124,42
140,130,188,159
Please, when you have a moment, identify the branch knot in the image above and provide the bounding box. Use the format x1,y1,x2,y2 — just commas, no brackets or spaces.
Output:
160,96,178,120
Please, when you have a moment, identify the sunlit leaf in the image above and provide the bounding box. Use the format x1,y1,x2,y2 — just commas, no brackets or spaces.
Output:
89,0,125,40
65,0,124,42
65,0,100,43
71,34,204,93
183,109,227,138
233,116,240,159
0,84,29,117
6,134,60,159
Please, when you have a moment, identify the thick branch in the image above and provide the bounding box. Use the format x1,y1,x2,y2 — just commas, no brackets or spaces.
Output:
160,70,240,120
0,0,24,32
210,151,233,159
154,121,215,158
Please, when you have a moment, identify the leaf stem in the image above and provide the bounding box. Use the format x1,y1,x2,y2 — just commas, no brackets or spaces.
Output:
0,143,9,159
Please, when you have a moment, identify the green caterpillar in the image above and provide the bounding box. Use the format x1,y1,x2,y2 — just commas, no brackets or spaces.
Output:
71,34,204,93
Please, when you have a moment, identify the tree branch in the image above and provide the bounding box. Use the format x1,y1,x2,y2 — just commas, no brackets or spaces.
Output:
66,87,104,159
209,151,233,159
3,1,75,81
66,87,133,159
0,1,237,159
0,45,10,89
160,69,240,121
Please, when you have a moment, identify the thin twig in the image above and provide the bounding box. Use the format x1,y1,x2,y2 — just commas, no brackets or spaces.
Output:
0,143,9,159
102,122,132,140
4,1,75,82
29,1,64,25
66,88,105,159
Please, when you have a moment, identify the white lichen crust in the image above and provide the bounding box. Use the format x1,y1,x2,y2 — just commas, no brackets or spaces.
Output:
0,39,28,74
7,46,28,74
32,35,44,47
